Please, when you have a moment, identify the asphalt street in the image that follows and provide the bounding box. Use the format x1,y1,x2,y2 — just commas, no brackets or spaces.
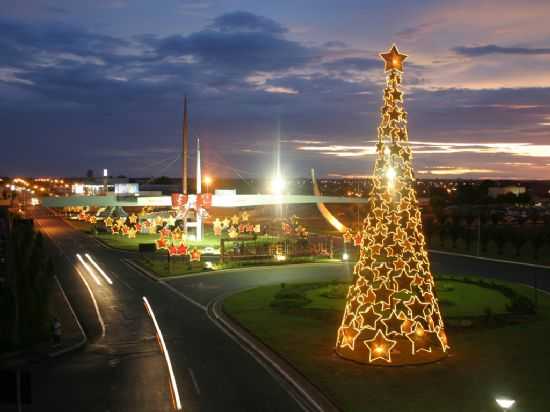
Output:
22,207,304,412
167,250,550,309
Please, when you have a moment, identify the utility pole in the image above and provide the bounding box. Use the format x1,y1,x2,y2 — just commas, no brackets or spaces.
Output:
182,96,189,195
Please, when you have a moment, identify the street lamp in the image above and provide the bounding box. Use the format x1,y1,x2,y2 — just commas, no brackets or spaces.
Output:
204,175,212,193
495,398,515,411
271,175,286,196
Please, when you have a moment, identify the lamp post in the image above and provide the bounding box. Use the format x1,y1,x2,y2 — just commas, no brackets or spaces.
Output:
204,175,212,193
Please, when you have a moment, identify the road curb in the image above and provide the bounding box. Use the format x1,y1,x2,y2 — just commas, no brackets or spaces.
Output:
207,292,340,412
49,276,88,358
121,258,160,282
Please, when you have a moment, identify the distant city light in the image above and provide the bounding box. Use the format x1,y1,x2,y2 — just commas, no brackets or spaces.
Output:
342,252,350,261
103,168,108,177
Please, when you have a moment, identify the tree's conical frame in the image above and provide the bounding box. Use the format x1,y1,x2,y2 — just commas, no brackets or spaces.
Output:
335,45,449,366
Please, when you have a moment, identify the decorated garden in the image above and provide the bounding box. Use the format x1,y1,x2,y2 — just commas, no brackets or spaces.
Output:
224,275,548,412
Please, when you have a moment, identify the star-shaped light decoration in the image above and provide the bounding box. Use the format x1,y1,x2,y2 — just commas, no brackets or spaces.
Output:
155,238,167,250
373,281,395,306
363,329,397,363
228,226,239,238
176,243,188,256
338,326,360,350
380,44,407,72
128,214,138,224
89,216,97,224
381,311,405,336
231,214,240,225
166,214,176,227
117,217,126,227
127,227,137,239
359,306,382,330
190,248,201,262
405,296,430,320
353,232,363,247
241,211,249,222
222,218,231,228
104,216,113,227
172,226,183,240
406,323,437,354
342,230,353,243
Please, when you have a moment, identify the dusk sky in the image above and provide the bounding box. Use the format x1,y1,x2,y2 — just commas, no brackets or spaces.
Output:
2,0,550,179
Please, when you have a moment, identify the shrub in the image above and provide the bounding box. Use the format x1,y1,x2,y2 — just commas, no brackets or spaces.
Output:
506,295,536,314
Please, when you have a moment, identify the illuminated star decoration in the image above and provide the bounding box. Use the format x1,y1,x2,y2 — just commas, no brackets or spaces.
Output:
364,330,397,362
190,248,201,262
335,45,448,365
379,44,407,72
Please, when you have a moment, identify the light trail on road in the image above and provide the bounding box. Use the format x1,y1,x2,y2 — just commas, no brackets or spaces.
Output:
85,253,113,285
142,296,183,411
75,268,106,339
76,253,102,286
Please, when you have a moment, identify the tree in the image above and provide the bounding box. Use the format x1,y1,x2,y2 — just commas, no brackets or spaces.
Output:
531,229,546,261
336,45,448,365
510,227,526,258
6,219,54,347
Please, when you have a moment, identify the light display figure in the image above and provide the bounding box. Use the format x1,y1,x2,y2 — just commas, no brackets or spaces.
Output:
336,45,449,365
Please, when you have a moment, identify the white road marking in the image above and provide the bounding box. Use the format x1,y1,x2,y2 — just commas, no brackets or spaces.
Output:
188,368,200,396
206,296,320,412
76,253,102,286
49,276,88,357
161,282,207,311
142,297,182,411
85,253,113,285
76,268,106,339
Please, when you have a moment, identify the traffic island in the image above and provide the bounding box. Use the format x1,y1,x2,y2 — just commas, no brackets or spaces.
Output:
223,277,548,412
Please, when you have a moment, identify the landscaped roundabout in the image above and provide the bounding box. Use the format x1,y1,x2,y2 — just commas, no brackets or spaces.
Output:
224,275,548,412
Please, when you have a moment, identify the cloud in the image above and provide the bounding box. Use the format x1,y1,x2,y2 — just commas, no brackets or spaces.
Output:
454,44,550,57
296,141,550,159
323,40,347,49
417,167,496,175
210,10,287,34
150,13,317,76
323,57,380,72
396,21,439,39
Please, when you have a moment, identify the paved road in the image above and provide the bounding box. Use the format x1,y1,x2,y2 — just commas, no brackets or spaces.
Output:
167,250,550,310
21,207,304,412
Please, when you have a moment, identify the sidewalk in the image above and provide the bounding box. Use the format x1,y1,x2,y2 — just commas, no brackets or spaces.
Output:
1,276,87,368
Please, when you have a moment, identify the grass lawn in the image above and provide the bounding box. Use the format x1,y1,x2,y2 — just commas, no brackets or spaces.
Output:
65,218,221,251
224,276,550,412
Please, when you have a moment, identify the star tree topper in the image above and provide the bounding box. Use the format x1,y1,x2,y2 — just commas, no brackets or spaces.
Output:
380,44,407,72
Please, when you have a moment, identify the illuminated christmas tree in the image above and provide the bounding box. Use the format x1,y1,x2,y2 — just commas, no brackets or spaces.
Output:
336,45,449,365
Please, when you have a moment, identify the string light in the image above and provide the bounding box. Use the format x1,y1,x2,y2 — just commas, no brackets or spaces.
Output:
336,44,449,365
